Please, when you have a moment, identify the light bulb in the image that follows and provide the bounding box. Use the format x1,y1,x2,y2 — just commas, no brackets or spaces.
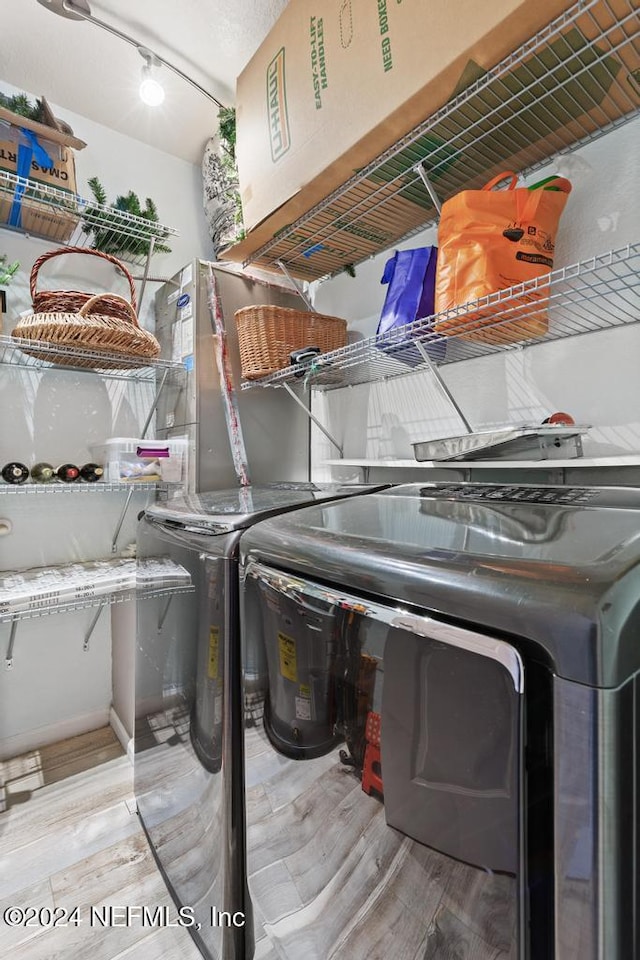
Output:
139,64,165,106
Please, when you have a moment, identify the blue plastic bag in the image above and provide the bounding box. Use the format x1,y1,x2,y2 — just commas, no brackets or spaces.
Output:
376,246,444,365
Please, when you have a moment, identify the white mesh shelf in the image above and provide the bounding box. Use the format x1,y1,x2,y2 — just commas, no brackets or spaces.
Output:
0,334,185,382
0,171,179,267
0,557,195,625
0,482,175,495
241,243,640,391
233,0,640,280
0,558,136,624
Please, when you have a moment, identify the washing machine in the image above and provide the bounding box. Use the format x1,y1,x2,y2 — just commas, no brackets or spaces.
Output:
133,481,389,960
239,481,640,960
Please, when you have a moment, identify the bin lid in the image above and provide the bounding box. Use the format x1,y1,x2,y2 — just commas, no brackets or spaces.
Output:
240,482,640,687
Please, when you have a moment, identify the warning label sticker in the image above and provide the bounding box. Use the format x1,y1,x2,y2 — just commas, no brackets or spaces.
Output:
295,696,311,720
208,626,219,680
278,632,297,682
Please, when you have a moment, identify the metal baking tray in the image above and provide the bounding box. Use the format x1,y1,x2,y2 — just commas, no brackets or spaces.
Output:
413,425,590,462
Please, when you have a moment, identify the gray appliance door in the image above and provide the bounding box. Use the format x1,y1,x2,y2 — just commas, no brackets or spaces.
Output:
135,518,242,960
242,561,524,960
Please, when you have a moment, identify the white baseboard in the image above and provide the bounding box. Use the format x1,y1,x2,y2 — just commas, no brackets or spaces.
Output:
0,708,110,761
109,706,134,764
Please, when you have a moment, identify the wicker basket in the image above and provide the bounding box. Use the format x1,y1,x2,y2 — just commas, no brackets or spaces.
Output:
12,293,160,369
29,246,138,321
235,305,348,379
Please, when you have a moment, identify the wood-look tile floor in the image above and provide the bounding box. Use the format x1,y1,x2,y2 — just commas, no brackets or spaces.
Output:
0,727,203,960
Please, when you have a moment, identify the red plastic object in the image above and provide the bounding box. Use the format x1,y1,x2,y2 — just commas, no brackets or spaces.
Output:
547,411,575,425
362,711,383,797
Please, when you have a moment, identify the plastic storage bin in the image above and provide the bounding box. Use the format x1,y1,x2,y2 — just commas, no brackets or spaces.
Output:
89,437,188,484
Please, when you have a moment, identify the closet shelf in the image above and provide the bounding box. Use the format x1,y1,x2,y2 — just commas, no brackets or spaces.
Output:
0,558,135,624
233,0,639,281
0,590,137,626
0,334,185,382
0,558,194,624
0,482,177,495
241,243,640,391
0,171,179,266
136,557,195,602
136,582,196,602
324,456,640,471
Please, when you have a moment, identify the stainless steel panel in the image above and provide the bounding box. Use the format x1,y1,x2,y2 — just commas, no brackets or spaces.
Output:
135,519,244,960
155,264,196,429
553,674,638,960
155,262,312,492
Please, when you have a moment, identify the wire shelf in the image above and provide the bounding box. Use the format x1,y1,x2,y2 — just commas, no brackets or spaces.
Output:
235,0,640,280
0,334,185,381
0,558,194,624
0,172,179,266
0,482,174,495
136,557,195,602
0,589,137,625
136,583,196,602
241,242,640,391
0,558,135,625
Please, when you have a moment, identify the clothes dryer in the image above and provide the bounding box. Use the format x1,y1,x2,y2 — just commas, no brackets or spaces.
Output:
240,481,640,960
134,482,388,960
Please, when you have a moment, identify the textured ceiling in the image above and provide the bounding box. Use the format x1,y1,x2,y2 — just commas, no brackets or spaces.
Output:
1,0,290,164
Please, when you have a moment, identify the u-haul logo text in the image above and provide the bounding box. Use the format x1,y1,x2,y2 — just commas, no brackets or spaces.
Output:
267,48,291,162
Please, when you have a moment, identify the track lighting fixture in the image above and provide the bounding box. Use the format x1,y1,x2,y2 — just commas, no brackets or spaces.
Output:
36,0,225,109
138,48,165,107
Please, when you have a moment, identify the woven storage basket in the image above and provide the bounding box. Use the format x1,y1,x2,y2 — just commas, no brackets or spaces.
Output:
235,305,348,380
29,246,138,321
12,293,160,369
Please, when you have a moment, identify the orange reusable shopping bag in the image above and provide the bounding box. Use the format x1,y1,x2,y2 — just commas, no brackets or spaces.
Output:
434,171,571,345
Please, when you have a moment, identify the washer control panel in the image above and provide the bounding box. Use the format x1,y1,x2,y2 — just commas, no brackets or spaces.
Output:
420,484,597,505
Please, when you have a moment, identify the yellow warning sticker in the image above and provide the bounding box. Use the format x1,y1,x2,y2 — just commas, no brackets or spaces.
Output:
208,626,219,680
299,683,311,699
278,632,297,682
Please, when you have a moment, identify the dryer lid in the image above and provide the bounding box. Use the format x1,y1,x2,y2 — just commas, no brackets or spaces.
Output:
143,482,387,532
240,483,640,687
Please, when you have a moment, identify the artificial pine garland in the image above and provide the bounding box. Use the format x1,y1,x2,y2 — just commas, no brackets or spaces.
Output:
0,92,41,122
81,176,172,259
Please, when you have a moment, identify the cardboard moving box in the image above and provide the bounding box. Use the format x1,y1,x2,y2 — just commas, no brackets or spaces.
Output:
234,0,577,232
0,97,86,243
227,0,639,279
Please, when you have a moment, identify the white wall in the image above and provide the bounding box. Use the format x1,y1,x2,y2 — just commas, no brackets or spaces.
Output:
310,117,640,475
0,82,213,757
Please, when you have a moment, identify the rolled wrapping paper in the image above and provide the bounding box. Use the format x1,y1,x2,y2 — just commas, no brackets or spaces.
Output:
137,558,193,586
0,559,135,616
0,558,192,616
